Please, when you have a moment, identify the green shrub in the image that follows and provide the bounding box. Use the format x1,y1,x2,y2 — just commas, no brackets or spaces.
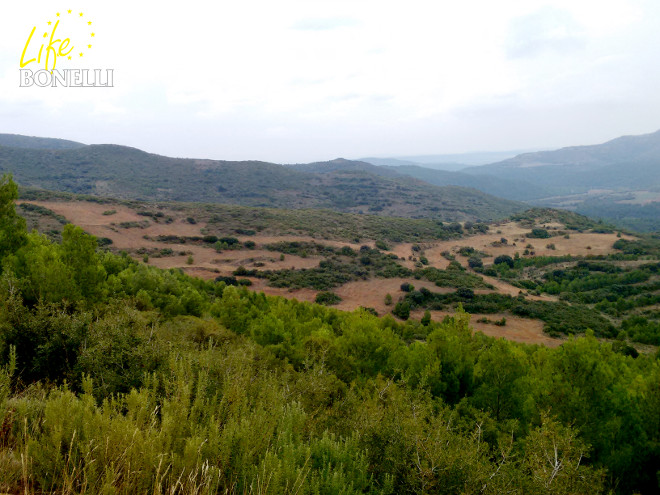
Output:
315,291,342,305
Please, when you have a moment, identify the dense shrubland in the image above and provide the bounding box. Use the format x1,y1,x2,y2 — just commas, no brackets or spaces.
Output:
0,176,658,494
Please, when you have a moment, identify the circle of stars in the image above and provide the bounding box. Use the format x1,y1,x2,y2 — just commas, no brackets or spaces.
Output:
45,9,96,64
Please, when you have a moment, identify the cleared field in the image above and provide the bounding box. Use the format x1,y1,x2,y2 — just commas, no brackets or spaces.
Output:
411,310,563,347
17,199,633,348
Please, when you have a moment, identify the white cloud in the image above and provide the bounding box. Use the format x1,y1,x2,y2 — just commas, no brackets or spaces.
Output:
0,0,659,162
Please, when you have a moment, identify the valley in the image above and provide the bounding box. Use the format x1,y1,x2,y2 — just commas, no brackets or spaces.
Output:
17,196,654,351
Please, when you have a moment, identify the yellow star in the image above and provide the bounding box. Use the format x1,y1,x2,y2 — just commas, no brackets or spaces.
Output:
88,44,92,48
79,52,83,57
79,12,83,17
88,21,92,25
91,32,95,37
67,55,71,60
56,13,60,16
68,9,72,14
48,21,52,25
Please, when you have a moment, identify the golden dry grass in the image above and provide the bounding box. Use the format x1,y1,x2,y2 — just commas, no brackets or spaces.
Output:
19,200,634,348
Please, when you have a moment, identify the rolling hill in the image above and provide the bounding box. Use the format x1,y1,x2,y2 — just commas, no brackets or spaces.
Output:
463,129,660,194
0,135,525,222
0,133,86,150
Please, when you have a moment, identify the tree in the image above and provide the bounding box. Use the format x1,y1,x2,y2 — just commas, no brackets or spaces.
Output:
529,228,550,239
0,174,27,261
421,310,431,326
521,414,605,494
472,339,529,421
393,301,410,320
61,224,106,299
468,257,483,269
494,255,514,268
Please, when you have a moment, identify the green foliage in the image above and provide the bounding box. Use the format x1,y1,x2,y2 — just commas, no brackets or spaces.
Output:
0,174,27,261
401,289,616,338
528,228,550,238
494,254,514,268
375,239,389,250
256,247,411,290
468,256,483,269
0,216,655,494
315,291,342,306
613,236,660,257
511,208,612,231
418,266,492,289
392,301,410,320
18,202,69,224
421,310,431,326
3,143,524,223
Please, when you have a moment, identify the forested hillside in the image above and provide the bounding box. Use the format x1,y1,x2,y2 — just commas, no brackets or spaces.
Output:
0,139,524,222
0,174,659,494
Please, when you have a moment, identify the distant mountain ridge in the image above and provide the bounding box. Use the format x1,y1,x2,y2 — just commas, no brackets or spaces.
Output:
0,134,86,150
0,135,524,222
466,130,660,173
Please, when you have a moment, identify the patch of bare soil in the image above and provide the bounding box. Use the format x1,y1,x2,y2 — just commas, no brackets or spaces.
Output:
423,222,635,264
333,278,447,314
21,201,634,348
411,310,563,347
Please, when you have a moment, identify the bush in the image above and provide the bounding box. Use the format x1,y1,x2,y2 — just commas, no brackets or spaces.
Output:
494,255,514,268
315,291,342,305
375,240,389,250
468,257,483,269
392,301,410,320
528,228,550,239
458,246,475,257
400,282,414,292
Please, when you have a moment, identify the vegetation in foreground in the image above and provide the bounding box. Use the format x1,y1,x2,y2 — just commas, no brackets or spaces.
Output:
1,174,660,494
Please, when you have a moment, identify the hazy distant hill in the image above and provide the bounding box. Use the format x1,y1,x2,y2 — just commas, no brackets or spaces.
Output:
456,129,660,230
0,139,524,222
384,165,548,201
288,158,401,178
360,150,533,170
464,130,660,193
0,134,86,150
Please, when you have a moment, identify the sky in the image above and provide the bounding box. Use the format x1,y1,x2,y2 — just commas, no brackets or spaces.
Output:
1,0,660,163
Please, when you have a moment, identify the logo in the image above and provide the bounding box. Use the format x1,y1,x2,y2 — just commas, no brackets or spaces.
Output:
19,9,113,87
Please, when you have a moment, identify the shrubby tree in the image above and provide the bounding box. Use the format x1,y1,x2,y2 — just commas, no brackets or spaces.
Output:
393,301,410,320
0,174,27,262
494,255,514,268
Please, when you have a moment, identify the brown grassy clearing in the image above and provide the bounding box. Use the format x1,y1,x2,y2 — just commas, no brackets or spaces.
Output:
18,200,637,348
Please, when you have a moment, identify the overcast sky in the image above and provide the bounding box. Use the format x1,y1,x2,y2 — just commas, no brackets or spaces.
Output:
1,0,660,163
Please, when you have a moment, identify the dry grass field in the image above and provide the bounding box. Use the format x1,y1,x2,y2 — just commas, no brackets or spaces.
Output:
18,199,638,347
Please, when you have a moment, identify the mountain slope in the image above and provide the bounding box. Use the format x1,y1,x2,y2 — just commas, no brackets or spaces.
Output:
0,140,525,221
464,129,660,192
0,133,86,150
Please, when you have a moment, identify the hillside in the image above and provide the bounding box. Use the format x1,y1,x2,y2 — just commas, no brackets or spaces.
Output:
0,133,86,150
291,159,546,201
0,139,525,221
446,129,660,230
2,175,657,493
463,129,660,195
18,190,659,353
